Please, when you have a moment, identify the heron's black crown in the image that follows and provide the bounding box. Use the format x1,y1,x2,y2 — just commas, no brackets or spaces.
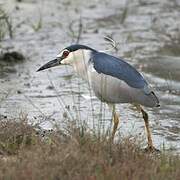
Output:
65,44,97,52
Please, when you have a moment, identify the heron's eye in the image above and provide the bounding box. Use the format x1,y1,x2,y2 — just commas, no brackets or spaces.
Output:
63,50,69,58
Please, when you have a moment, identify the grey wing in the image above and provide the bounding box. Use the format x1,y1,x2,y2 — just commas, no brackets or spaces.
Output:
91,52,148,89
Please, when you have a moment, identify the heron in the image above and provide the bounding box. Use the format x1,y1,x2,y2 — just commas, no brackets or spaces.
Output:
37,44,160,152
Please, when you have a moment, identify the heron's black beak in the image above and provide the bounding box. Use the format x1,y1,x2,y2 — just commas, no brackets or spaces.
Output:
37,58,61,72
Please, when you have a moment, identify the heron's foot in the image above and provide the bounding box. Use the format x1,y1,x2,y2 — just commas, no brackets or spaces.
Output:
144,145,160,153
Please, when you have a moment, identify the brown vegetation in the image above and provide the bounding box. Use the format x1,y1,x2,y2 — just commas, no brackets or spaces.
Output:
0,117,179,180
0,7,13,40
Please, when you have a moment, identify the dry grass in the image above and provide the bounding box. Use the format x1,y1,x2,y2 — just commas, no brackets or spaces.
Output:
0,6,13,40
0,117,179,180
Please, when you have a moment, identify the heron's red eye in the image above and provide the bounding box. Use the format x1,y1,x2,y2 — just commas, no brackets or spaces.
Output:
63,50,69,58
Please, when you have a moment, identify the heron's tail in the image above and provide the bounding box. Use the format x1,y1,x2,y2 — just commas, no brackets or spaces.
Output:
149,91,160,107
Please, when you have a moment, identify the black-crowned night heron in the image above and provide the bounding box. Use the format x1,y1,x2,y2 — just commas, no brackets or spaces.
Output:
37,44,160,152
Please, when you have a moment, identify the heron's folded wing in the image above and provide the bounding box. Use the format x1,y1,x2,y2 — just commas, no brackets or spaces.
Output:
91,52,148,89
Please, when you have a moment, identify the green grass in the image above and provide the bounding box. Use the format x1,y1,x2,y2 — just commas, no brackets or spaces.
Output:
0,117,179,180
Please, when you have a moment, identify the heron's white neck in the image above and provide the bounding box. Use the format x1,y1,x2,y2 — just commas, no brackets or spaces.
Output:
70,49,92,80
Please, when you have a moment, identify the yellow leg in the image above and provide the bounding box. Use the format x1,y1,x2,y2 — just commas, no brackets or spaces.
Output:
111,105,120,141
141,108,153,148
135,104,159,152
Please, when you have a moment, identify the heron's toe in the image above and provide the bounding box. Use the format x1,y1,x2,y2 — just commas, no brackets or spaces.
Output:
144,145,160,153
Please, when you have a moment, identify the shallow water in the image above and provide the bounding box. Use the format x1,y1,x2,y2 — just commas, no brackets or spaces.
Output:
0,0,180,151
